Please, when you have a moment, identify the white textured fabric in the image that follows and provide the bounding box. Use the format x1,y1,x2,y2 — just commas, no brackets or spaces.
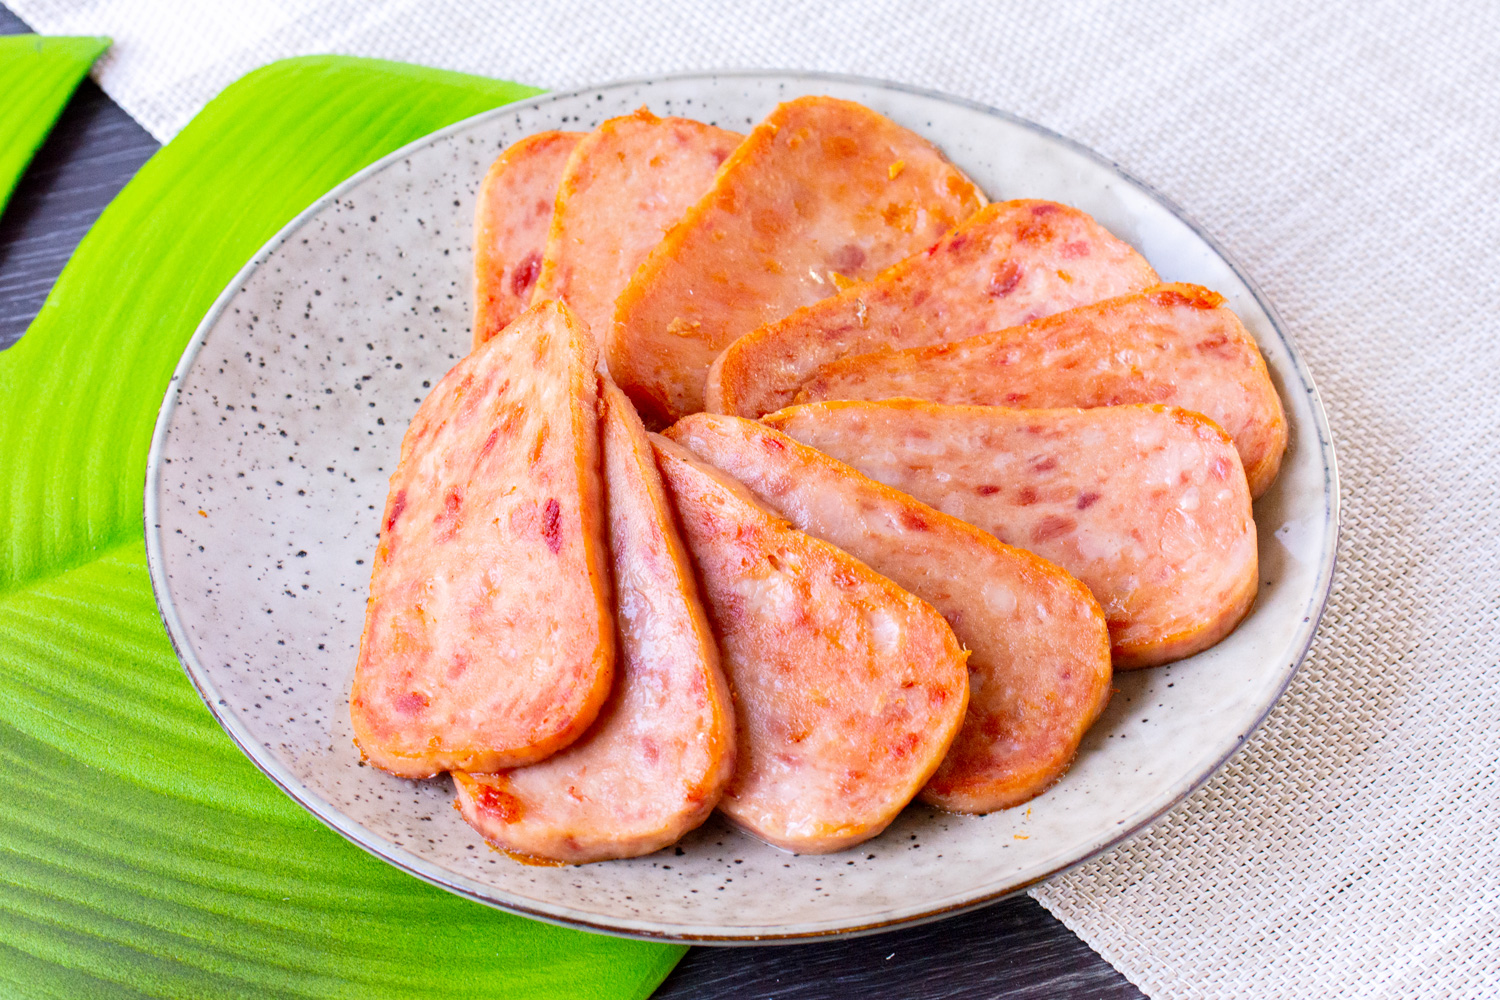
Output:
11,0,1500,996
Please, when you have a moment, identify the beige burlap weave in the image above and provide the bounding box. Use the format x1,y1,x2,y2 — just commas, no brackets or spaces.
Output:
10,0,1499,994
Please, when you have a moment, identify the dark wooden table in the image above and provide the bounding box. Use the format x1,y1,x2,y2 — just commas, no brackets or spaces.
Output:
0,7,1146,996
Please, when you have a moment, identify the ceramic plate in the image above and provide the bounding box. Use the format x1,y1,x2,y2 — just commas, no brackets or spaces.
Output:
145,71,1338,943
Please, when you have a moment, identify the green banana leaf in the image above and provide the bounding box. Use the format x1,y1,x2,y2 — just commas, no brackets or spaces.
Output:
0,34,109,218
0,53,686,998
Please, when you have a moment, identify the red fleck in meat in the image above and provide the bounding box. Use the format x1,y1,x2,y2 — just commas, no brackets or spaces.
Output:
510,252,542,296
976,484,1001,496
890,731,921,759
1076,491,1101,510
543,497,562,554
1196,333,1234,356
394,691,429,714
1015,219,1053,244
989,260,1023,297
1032,515,1076,542
1061,240,1091,258
384,490,407,533
829,243,867,272
476,784,526,823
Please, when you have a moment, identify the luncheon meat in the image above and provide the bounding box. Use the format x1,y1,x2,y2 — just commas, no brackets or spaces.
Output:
764,400,1257,668
532,110,743,352
796,283,1288,497
706,200,1158,418
652,436,969,851
351,302,614,778
472,130,582,348
666,414,1111,813
452,383,735,864
609,96,985,424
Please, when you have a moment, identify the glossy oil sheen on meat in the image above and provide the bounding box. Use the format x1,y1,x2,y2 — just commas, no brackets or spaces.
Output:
764,400,1257,668
796,283,1288,497
706,199,1158,418
652,436,969,851
451,382,735,863
609,95,985,424
350,301,613,778
666,413,1112,813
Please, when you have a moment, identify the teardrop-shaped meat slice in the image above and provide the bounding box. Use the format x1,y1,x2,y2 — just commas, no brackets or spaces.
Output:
706,199,1157,418
533,109,743,354
351,301,613,778
665,413,1111,814
653,435,969,852
795,283,1288,497
610,95,985,424
473,130,582,348
764,400,1257,669
452,382,735,863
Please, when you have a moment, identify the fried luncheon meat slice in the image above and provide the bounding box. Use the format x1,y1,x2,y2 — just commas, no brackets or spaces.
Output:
706,200,1158,418
609,96,985,424
533,109,743,352
652,436,969,852
795,283,1288,498
473,130,583,348
666,414,1111,814
351,302,614,778
765,400,1257,669
452,383,735,863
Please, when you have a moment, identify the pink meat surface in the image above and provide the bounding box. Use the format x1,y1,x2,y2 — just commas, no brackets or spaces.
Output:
452,382,735,863
666,414,1111,813
609,95,984,424
350,302,613,778
473,130,582,349
797,283,1287,497
652,436,968,852
533,109,743,353
706,199,1158,418
764,400,1257,668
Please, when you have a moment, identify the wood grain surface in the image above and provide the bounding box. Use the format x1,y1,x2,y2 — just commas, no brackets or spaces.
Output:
0,7,1144,996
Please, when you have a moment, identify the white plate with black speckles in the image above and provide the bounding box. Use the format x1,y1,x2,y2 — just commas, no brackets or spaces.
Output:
145,71,1338,943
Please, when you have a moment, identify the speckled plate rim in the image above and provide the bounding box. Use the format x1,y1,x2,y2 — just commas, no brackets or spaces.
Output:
144,69,1340,944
